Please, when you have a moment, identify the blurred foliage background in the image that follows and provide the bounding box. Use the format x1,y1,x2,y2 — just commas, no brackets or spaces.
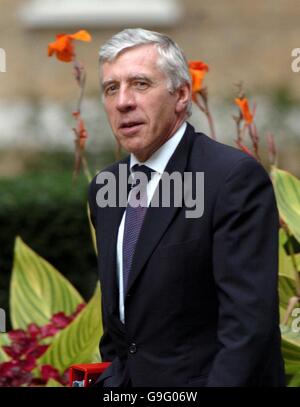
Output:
0,149,117,330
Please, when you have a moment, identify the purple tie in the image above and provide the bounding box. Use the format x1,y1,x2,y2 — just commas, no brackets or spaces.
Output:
123,164,153,295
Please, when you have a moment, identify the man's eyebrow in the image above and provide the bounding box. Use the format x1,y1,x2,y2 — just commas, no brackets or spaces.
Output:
102,79,116,90
102,75,154,90
128,74,153,82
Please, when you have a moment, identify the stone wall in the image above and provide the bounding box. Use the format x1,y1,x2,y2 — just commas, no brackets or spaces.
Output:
0,0,300,100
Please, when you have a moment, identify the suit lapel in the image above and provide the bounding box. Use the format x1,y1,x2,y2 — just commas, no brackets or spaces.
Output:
125,123,195,296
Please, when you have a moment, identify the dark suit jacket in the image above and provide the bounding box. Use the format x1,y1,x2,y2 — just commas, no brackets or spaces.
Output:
88,123,285,386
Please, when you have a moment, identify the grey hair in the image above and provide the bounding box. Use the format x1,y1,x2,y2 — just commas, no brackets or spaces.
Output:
99,28,192,116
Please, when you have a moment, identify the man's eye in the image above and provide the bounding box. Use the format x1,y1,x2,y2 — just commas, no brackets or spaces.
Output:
134,81,149,90
105,85,118,96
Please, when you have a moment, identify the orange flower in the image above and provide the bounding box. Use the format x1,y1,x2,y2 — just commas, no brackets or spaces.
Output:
48,30,91,62
235,97,253,124
189,61,209,94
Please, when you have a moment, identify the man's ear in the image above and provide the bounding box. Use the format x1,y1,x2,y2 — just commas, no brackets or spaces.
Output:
175,82,191,114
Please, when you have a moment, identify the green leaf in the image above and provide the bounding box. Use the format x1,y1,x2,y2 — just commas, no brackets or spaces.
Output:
278,230,300,376
288,372,300,387
280,325,300,375
0,333,10,362
271,167,300,243
278,227,300,377
278,229,300,280
45,379,64,387
278,275,297,323
278,228,300,323
87,202,97,255
37,284,102,374
10,237,84,330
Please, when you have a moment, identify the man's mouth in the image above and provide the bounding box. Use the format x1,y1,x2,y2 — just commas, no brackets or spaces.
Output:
119,121,144,135
120,121,144,129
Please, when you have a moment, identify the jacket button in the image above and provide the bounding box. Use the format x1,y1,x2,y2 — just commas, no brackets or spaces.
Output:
128,343,137,354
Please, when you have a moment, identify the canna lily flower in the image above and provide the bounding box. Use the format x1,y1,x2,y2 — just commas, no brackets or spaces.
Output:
235,97,253,124
48,30,91,62
189,61,209,96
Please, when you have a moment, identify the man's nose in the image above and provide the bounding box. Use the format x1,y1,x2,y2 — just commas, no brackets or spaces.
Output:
116,86,136,112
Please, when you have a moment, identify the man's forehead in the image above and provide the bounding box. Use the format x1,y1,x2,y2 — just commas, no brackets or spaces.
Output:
101,45,163,82
115,43,158,61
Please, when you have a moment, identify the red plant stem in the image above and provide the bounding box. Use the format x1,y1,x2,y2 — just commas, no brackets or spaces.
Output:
205,105,216,141
266,132,278,167
71,57,92,183
81,155,92,183
194,94,217,140
73,59,86,112
234,115,256,159
248,122,261,162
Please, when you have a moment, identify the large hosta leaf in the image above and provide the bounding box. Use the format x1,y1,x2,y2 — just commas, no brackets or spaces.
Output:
279,229,300,281
10,237,84,330
271,167,300,243
37,284,102,374
279,275,297,323
279,228,300,322
87,203,97,255
278,228,300,383
281,326,300,375
46,379,64,387
0,333,10,362
288,371,300,387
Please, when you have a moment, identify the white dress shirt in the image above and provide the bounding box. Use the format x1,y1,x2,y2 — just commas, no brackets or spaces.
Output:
116,122,187,323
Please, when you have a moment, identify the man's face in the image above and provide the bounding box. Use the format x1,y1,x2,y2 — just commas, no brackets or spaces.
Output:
101,44,190,162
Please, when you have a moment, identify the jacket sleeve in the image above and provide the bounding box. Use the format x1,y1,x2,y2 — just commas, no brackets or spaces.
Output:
88,177,117,362
207,157,280,386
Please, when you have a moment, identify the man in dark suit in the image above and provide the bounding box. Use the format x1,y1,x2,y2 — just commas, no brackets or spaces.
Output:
88,28,285,386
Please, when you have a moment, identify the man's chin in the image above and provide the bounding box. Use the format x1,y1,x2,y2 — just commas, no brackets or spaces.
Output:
118,138,145,154
123,144,149,161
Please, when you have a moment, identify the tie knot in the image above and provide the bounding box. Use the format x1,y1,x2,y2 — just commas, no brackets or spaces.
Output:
132,164,154,183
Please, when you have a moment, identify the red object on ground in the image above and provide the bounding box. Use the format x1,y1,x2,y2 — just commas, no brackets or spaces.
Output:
69,362,111,387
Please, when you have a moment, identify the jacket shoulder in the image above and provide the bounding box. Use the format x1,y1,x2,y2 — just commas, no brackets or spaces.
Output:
89,156,128,191
189,126,268,180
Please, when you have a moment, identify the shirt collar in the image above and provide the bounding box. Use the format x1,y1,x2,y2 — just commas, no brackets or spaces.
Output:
130,121,187,175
